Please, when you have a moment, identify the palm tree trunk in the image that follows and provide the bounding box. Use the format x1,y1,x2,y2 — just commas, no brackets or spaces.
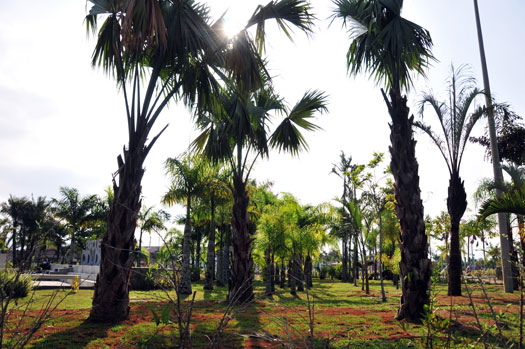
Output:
274,262,280,287
342,236,349,282
447,172,467,296
385,88,431,323
353,233,359,287
204,197,216,290
280,260,286,288
216,228,224,287
271,254,276,292
507,216,520,290
305,255,313,288
379,215,386,302
89,145,144,322
297,255,304,292
473,0,514,293
223,226,231,286
289,259,296,295
265,246,272,297
179,197,193,295
228,177,254,303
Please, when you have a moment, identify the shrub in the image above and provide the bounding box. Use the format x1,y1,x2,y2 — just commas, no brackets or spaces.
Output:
1,270,32,299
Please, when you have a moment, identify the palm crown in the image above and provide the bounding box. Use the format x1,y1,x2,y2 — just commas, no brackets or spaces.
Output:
333,0,434,91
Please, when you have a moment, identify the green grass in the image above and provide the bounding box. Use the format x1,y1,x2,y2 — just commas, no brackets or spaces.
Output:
3,278,522,348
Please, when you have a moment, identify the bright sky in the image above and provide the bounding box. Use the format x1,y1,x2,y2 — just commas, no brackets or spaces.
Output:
0,1,524,249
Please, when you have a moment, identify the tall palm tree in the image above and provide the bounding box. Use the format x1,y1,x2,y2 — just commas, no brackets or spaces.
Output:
473,0,514,293
195,84,327,302
163,153,206,295
415,64,485,296
333,0,434,322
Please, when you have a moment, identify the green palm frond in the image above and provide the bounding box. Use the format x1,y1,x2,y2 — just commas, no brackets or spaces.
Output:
269,90,328,156
333,0,434,91
479,187,525,220
247,0,315,54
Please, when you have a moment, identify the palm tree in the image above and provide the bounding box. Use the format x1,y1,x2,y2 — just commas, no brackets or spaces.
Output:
194,85,327,302
53,187,99,264
163,153,206,295
479,165,525,222
136,206,169,267
202,162,231,291
473,0,514,293
85,0,237,322
333,0,434,322
415,64,485,296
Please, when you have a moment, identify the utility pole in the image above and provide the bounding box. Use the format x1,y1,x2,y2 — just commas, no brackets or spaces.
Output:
473,0,513,293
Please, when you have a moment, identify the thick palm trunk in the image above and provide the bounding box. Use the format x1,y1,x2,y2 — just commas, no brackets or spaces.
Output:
228,178,253,303
180,198,193,295
507,217,520,290
204,198,216,290
386,88,431,323
447,172,467,296
305,255,313,288
296,256,304,292
89,145,144,322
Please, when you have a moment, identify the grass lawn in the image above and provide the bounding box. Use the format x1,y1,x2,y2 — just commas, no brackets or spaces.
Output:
2,278,522,348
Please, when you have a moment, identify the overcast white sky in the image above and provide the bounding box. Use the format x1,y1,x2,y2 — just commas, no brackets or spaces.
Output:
0,1,524,247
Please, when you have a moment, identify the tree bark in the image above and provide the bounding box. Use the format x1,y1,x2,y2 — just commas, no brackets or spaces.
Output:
386,88,431,323
89,145,144,322
274,263,280,287
204,197,216,290
447,172,467,296
228,178,253,303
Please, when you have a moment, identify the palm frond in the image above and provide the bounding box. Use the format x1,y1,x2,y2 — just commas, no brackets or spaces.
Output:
247,0,315,54
269,90,327,156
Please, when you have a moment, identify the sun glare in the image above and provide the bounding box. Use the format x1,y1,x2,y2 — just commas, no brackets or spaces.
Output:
222,16,244,39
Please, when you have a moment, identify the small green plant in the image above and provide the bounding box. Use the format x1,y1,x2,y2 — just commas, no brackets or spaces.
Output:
1,270,32,299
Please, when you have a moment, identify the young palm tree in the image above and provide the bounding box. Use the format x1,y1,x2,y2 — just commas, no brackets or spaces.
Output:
479,165,525,219
333,0,434,322
162,153,206,295
415,64,485,296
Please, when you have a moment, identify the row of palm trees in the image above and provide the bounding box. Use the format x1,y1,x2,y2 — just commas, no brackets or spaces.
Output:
0,187,110,269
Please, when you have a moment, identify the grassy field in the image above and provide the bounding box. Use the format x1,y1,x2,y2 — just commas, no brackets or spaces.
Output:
2,278,522,348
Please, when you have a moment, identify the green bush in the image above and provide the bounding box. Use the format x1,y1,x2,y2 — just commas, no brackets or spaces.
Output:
1,270,32,298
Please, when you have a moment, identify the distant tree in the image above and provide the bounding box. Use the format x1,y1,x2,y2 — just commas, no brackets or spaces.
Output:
334,0,434,322
1,196,52,269
53,187,99,264
136,206,169,267
163,153,206,295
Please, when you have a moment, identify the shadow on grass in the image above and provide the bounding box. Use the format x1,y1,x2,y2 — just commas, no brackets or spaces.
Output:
31,320,117,348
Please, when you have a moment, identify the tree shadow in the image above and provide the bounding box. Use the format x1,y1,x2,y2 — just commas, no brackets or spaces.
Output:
31,319,115,348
